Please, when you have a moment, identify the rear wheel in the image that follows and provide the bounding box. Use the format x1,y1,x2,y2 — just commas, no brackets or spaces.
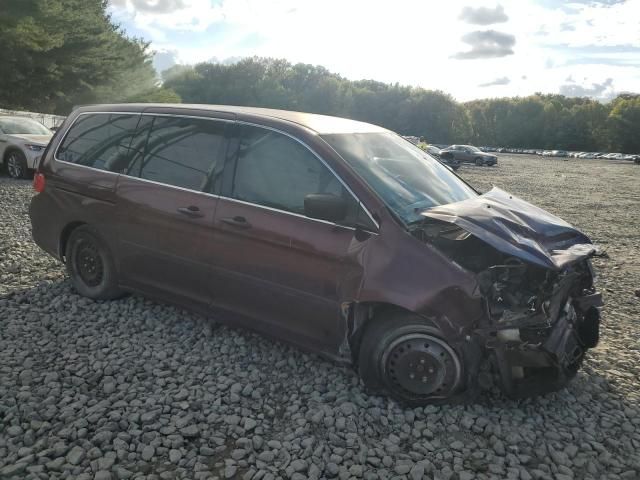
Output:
65,226,124,300
6,150,30,179
358,311,463,405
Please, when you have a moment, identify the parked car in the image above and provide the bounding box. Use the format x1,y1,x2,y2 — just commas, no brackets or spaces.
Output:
421,144,461,170
0,116,53,178
439,145,498,166
30,104,602,404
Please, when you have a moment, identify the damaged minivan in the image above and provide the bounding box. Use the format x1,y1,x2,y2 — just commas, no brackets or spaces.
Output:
30,104,602,404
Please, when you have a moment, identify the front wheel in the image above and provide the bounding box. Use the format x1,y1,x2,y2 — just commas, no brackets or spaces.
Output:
65,226,125,300
475,157,484,166
6,150,30,179
358,312,464,405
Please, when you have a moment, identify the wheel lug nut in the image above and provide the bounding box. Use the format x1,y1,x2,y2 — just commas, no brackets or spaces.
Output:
422,376,427,382
409,373,415,379
420,359,425,364
429,368,435,373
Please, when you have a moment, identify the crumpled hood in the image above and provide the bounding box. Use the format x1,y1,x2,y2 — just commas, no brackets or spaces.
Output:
8,134,52,145
421,187,596,270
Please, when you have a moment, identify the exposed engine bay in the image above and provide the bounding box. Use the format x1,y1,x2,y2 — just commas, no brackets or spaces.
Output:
411,217,603,398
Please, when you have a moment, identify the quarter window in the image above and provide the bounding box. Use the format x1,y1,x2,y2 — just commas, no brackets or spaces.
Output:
56,113,139,171
231,125,359,223
128,116,227,191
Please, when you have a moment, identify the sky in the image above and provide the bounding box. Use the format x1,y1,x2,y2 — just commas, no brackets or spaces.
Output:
108,0,640,102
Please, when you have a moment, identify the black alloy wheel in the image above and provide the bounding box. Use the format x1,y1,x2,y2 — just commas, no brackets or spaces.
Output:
6,150,29,179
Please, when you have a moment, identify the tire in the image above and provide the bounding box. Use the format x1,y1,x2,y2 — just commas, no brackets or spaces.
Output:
65,225,124,300
475,157,484,166
358,311,464,405
5,149,30,179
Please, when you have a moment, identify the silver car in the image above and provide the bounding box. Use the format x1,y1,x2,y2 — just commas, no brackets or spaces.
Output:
0,116,53,179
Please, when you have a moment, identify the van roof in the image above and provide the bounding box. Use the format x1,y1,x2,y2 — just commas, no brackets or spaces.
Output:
77,104,388,135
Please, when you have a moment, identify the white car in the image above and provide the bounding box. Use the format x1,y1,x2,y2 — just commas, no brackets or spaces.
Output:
0,116,53,179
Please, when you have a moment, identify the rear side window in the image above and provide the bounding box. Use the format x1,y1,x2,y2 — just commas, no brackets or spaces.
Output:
127,116,227,191
56,113,139,172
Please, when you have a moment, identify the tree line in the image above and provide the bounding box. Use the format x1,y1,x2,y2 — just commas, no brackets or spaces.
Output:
1,1,638,153
164,57,639,153
0,0,179,115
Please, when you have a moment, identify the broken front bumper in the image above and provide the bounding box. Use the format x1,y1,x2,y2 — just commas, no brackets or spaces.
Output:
486,292,602,398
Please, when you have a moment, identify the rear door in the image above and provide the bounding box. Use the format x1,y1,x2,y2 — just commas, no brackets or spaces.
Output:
208,123,376,353
115,112,232,309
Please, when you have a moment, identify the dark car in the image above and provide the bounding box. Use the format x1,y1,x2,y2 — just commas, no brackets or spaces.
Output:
30,104,602,404
422,144,460,170
440,145,498,166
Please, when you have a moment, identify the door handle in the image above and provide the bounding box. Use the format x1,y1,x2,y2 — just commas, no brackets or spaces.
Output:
221,216,251,229
177,206,204,218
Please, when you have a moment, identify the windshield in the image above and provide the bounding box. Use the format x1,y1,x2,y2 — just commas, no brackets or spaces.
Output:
466,145,481,152
323,132,477,224
0,117,51,135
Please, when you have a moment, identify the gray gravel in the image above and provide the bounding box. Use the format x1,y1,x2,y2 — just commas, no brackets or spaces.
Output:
1,156,640,480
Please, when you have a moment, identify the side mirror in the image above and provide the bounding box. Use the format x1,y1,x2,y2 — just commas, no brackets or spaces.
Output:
304,194,347,223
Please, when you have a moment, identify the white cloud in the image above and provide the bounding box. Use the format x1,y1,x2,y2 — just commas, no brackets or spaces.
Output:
459,5,509,25
559,77,616,99
452,30,516,59
479,76,511,87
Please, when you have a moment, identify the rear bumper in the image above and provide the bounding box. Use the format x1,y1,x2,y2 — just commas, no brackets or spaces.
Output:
29,192,61,260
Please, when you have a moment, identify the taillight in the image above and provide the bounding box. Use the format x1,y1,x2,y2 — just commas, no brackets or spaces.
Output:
33,172,46,193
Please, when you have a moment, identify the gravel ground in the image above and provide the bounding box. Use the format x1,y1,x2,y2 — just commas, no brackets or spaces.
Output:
1,155,639,480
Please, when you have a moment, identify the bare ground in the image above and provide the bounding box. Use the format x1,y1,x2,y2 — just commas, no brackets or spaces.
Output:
0,155,639,480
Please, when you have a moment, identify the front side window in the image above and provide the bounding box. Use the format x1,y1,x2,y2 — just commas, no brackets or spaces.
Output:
323,132,477,224
128,116,227,191
231,125,365,226
56,113,139,171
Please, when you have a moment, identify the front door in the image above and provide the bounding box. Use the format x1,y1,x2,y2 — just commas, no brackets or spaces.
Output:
209,124,374,354
116,113,231,309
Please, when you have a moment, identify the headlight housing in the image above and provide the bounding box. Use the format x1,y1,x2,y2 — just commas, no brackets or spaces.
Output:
25,144,46,152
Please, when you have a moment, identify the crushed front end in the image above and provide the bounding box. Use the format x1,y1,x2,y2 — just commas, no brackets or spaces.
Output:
474,257,602,397
414,188,604,398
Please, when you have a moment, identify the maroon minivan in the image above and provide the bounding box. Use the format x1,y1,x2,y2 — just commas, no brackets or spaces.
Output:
30,104,602,404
